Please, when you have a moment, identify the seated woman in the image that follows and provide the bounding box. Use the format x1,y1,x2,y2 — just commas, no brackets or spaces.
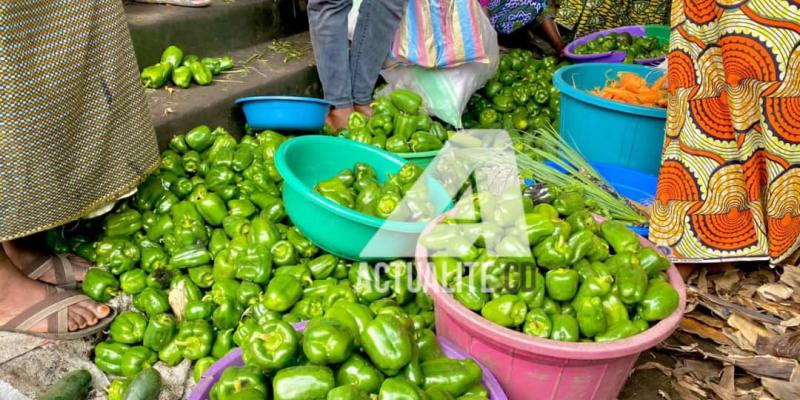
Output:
481,0,566,54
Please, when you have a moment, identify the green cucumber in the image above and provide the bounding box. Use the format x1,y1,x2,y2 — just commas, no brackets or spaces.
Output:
41,369,92,400
123,368,162,400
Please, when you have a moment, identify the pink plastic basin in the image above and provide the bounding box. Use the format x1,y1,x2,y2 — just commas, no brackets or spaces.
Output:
414,217,686,400
189,321,508,400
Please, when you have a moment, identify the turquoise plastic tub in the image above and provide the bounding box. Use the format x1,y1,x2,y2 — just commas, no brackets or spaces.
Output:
553,63,667,176
395,149,439,168
275,135,452,261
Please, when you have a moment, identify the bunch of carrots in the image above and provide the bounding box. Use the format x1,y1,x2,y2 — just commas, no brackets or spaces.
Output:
589,72,668,108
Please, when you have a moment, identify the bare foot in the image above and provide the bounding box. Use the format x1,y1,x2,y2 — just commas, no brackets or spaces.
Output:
2,241,90,284
0,253,109,333
354,104,373,118
326,107,354,132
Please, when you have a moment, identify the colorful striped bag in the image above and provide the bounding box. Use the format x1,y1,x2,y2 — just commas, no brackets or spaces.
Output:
390,0,490,69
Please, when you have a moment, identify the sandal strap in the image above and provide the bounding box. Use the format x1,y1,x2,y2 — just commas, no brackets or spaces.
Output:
2,287,91,333
21,255,53,280
22,255,77,288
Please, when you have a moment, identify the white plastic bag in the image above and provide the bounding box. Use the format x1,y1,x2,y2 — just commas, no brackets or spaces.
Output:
347,0,363,41
379,10,498,128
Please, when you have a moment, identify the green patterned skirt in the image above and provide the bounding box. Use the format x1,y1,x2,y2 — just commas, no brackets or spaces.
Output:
0,0,160,241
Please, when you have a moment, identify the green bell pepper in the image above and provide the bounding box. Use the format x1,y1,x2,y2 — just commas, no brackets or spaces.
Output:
329,385,371,400
601,294,630,327
324,301,374,344
160,45,183,69
212,299,243,330
415,328,443,362
175,320,214,360
386,136,411,153
110,311,147,344
615,261,648,305
361,315,413,376
188,265,214,289
302,317,354,365
142,313,176,352
120,346,157,377
274,264,313,286
422,358,482,397
212,328,235,359
242,320,299,371
549,314,579,342
575,296,607,338
264,274,303,312
201,57,222,75
194,356,216,383
191,186,227,226
336,353,385,394
184,299,214,321
409,131,443,152
545,268,579,301
160,150,184,176
636,280,679,321
390,89,422,114
481,294,527,327
210,279,240,305
119,269,147,295
271,240,298,267
172,66,192,88
453,275,487,311
228,199,256,219
105,209,143,237
235,245,272,284
95,237,140,275
107,378,129,400
379,377,427,400
237,281,262,308
133,287,170,317
210,366,267,400
523,308,552,338
600,221,640,254
218,56,234,71
307,254,338,280
533,235,569,270
369,113,394,136
141,63,172,89
158,339,184,366
638,248,670,278
83,268,120,302
565,210,599,233
594,320,642,342
187,60,213,86
349,262,390,303
95,341,130,375
273,365,336,400
185,125,214,151
287,227,318,258
291,297,324,320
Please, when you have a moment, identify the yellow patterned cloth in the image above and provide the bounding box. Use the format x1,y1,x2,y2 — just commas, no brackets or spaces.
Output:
0,0,160,241
649,0,800,263
556,0,670,38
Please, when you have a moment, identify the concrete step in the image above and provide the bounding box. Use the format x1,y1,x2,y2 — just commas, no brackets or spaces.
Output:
147,32,321,146
126,0,308,68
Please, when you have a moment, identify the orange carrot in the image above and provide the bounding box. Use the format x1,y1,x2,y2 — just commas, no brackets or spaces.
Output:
650,74,668,91
587,71,668,108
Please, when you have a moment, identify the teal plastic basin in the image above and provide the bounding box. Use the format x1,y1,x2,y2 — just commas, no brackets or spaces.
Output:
553,63,667,176
395,149,440,168
275,135,452,261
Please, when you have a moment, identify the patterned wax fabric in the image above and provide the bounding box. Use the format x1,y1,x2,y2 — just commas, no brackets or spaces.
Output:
0,0,160,241
650,0,800,264
487,0,548,35
556,0,670,38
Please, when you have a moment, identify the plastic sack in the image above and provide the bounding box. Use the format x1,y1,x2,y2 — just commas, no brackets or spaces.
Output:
347,0,363,41
380,8,498,128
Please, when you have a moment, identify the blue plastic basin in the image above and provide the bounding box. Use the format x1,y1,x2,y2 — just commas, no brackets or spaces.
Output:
236,96,331,131
553,63,667,176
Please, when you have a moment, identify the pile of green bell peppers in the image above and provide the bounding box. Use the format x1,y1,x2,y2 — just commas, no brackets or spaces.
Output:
325,89,452,154
215,311,490,399
314,162,438,221
424,189,679,343
140,45,234,89
463,50,565,132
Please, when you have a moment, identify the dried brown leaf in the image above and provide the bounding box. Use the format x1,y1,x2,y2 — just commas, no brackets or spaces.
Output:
761,377,800,400
779,266,800,289
728,354,800,381
714,270,742,293
757,283,794,302
687,311,727,328
680,317,735,346
683,359,722,380
728,314,774,347
635,361,674,377
756,331,800,361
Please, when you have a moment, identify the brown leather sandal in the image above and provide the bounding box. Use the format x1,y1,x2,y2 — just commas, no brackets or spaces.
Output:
22,254,86,290
0,286,115,340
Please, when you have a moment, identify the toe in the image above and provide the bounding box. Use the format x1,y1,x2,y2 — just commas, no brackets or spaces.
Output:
69,311,87,330
72,304,98,326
